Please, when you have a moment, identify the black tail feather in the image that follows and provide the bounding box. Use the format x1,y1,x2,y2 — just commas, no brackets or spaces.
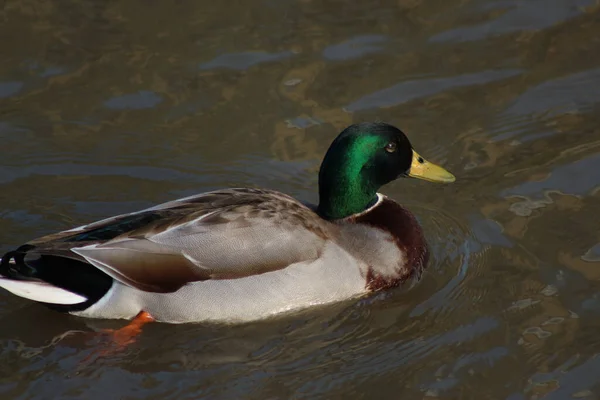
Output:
0,245,113,312
0,245,37,279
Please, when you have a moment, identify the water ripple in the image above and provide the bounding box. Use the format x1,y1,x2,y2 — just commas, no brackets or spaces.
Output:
502,152,600,199
492,67,600,142
409,206,489,319
0,81,24,99
345,69,522,112
104,91,163,110
431,0,594,43
322,35,388,61
199,51,295,71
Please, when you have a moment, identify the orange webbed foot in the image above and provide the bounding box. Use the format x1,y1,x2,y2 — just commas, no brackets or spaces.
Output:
80,311,155,365
99,311,155,347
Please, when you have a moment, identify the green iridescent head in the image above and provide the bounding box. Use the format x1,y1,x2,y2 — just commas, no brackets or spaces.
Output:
317,122,455,220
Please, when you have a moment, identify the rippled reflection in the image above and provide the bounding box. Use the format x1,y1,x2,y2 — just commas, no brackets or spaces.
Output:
1,0,600,398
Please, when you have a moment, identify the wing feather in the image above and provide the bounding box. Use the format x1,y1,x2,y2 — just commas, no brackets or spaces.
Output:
28,188,331,293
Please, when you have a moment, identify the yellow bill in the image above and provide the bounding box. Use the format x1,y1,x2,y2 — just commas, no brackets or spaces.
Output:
408,150,456,183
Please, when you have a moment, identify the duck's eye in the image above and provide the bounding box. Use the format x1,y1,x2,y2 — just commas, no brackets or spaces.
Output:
385,142,397,153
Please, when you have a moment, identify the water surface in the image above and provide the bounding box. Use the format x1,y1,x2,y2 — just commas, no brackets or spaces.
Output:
1,0,600,398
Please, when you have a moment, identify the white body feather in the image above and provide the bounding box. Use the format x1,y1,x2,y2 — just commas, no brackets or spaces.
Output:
72,242,367,323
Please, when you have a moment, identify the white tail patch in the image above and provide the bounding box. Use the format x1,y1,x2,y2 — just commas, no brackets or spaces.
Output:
0,278,87,305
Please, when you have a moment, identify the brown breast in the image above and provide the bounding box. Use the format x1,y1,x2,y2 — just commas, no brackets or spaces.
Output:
351,196,429,291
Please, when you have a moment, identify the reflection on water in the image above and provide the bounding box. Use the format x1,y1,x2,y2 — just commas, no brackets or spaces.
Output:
322,35,388,61
199,51,296,71
104,91,164,110
0,82,23,98
345,69,522,112
492,68,600,142
430,0,595,43
1,0,600,398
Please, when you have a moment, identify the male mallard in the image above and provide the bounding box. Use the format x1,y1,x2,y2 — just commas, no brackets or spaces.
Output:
0,122,454,325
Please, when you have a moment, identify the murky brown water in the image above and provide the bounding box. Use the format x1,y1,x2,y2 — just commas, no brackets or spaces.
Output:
1,0,600,398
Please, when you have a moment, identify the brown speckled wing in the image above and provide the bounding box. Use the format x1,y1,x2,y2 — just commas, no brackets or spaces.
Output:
26,188,331,293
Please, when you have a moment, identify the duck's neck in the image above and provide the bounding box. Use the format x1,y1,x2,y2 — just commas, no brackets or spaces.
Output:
317,161,379,220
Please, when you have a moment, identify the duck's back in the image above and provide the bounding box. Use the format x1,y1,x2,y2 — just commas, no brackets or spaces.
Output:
0,188,366,322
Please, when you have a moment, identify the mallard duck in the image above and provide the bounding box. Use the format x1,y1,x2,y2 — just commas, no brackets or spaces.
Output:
0,122,454,325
